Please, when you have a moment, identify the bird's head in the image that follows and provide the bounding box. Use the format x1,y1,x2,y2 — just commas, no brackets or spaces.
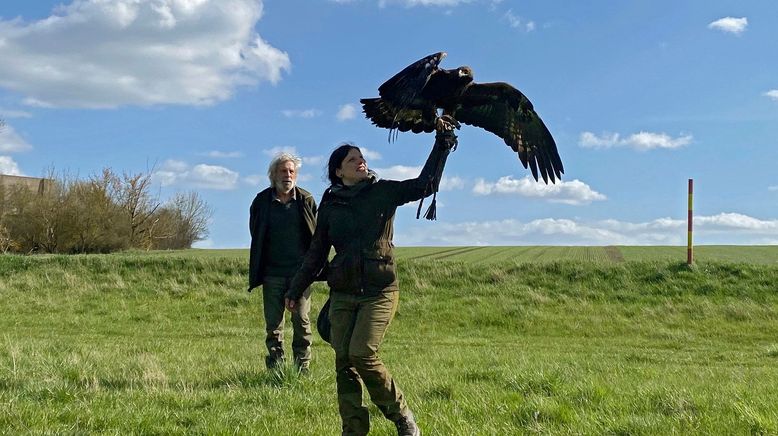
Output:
457,66,474,82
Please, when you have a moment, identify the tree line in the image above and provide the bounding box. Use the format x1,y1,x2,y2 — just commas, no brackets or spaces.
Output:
0,168,212,254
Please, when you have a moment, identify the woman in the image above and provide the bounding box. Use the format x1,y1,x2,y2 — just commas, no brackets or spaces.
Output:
285,116,458,436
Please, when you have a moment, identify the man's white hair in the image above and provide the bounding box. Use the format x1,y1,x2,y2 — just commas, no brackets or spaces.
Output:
267,152,302,189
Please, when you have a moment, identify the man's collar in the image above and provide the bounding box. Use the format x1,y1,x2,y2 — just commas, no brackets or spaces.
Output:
271,187,297,202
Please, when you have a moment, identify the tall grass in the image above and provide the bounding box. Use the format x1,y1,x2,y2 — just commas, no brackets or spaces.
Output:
1,253,778,434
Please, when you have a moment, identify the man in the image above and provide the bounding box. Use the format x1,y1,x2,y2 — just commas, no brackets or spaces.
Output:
249,152,318,372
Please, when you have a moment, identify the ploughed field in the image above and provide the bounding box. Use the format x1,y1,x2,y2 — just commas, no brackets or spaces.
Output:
1,247,777,434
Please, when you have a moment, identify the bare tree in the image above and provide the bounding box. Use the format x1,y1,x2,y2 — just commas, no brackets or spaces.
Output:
115,168,160,247
62,172,129,253
150,191,213,249
35,168,70,253
173,191,212,247
1,164,212,253
0,223,16,254
2,182,60,253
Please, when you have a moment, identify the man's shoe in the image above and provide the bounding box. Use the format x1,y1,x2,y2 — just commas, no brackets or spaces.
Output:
265,356,284,370
395,412,420,436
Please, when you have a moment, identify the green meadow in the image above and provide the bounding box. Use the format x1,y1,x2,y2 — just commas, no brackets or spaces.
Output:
1,247,778,434
132,245,778,265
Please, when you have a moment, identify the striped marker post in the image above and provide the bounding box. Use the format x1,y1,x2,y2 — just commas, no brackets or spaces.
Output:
687,179,693,265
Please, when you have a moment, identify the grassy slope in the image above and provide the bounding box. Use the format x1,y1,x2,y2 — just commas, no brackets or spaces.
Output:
1,252,778,434
144,245,778,265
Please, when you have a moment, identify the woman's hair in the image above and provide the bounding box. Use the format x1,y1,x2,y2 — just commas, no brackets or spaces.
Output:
267,152,302,189
326,143,361,186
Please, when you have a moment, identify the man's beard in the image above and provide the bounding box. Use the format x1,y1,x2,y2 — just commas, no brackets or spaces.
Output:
276,180,295,192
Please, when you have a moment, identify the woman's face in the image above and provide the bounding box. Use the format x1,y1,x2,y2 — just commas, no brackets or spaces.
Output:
336,148,368,186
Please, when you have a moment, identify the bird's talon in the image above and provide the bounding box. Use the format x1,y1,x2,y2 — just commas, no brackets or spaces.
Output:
435,115,459,133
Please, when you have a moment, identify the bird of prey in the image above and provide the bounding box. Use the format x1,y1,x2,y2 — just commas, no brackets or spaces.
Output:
360,52,564,183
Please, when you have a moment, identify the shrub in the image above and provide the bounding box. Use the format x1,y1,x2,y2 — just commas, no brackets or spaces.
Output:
0,168,212,254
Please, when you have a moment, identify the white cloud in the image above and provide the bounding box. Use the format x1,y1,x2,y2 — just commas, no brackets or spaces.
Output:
374,165,419,180
0,0,290,108
765,90,778,101
282,109,322,118
244,169,313,188
263,146,298,157
439,175,465,191
580,131,692,151
0,156,23,175
189,164,239,189
378,0,473,6
0,124,33,153
201,150,243,158
473,176,605,205
154,159,238,190
261,146,323,168
303,156,324,166
503,9,535,32
627,132,692,150
243,174,265,186
397,213,778,246
400,218,649,246
769,186,778,192
373,164,464,191
0,108,32,118
708,17,748,35
336,104,357,121
579,132,620,148
696,212,778,231
360,147,382,161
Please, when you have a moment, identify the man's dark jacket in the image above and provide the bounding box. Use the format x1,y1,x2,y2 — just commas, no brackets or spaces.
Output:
248,186,318,292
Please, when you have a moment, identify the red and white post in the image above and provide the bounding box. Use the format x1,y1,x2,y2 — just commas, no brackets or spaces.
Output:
687,179,693,265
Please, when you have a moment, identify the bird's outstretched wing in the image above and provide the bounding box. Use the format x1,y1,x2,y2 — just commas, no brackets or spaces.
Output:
377,52,446,110
360,98,435,133
455,82,564,183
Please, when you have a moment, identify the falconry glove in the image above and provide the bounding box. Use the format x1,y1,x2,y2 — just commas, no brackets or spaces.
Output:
416,125,457,220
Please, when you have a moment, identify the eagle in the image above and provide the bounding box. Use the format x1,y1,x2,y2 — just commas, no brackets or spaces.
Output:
360,52,564,184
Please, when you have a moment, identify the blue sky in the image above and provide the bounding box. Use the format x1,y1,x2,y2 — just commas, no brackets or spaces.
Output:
2,0,777,247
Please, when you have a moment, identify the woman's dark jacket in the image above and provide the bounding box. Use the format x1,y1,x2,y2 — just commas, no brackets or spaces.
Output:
248,186,318,292
285,132,455,301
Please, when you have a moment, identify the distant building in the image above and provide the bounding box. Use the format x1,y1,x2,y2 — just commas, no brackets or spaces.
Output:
1,174,54,219
0,174,52,195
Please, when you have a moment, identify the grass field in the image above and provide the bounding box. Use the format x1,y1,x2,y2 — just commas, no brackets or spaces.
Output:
1,248,778,434
137,245,778,264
